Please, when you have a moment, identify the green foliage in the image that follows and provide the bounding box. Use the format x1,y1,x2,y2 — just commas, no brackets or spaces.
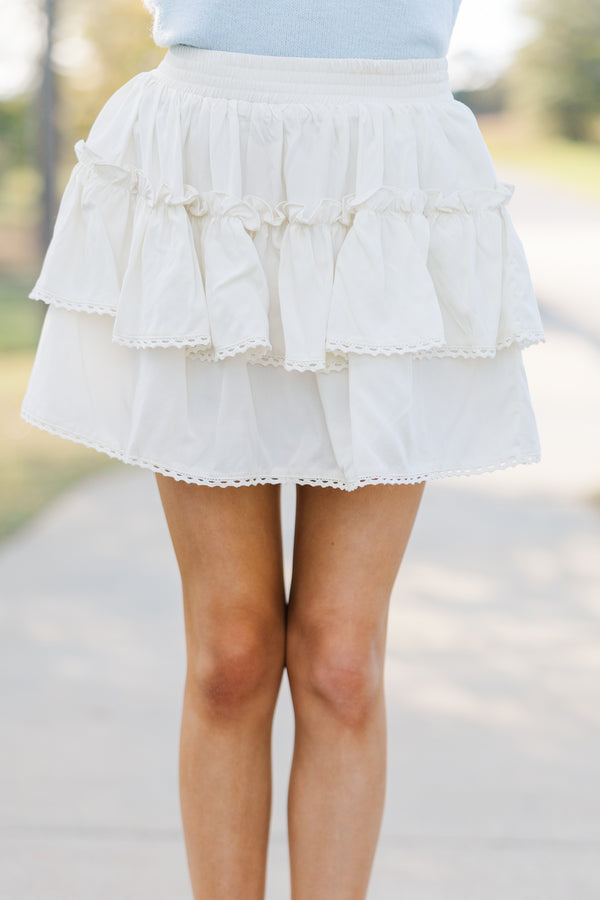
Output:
0,275,43,352
454,77,509,116
55,0,165,162
0,352,117,541
479,114,600,202
0,97,32,172
0,165,41,227
510,0,600,141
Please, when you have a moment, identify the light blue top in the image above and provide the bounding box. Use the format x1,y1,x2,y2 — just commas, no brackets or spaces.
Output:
145,1,463,60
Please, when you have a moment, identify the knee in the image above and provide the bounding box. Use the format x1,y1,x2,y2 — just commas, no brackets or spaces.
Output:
287,624,383,727
188,617,285,717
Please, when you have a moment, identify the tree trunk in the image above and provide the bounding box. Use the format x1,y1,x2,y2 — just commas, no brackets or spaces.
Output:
40,0,56,258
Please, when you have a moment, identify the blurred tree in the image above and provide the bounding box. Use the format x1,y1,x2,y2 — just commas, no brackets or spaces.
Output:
0,0,163,282
509,0,600,141
0,98,31,172
53,0,163,169
454,77,509,117
41,0,57,254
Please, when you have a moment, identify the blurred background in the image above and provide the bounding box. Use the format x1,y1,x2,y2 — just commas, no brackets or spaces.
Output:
0,1,599,898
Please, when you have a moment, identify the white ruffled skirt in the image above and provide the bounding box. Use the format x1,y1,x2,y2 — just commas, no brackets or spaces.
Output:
21,46,546,489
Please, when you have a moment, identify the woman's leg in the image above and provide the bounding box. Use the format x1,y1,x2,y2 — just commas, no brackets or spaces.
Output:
285,481,426,900
155,475,287,900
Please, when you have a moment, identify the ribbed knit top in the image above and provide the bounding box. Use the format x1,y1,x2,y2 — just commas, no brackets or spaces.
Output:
144,1,463,60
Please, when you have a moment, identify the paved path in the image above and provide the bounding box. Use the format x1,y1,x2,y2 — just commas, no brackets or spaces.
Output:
1,169,600,898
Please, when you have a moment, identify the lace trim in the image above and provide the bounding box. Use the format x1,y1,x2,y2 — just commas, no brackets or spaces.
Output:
20,408,542,491
30,289,545,364
184,345,350,372
124,332,547,360
325,336,446,356
187,333,547,369
30,290,546,363
412,331,547,359
248,355,349,373
115,335,270,356
29,288,117,316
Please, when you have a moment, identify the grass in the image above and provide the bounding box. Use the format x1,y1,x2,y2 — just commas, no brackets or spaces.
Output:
0,265,119,543
0,348,119,541
0,273,44,352
478,113,600,204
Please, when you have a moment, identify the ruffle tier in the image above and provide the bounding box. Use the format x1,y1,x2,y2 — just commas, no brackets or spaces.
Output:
21,307,542,489
29,66,545,373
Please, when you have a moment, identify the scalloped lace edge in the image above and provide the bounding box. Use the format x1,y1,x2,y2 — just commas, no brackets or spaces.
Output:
30,291,546,364
126,336,272,358
30,289,116,316
185,347,351,372
325,333,547,359
20,408,542,490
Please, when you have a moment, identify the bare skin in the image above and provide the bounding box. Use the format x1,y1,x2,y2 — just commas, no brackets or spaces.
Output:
155,474,426,900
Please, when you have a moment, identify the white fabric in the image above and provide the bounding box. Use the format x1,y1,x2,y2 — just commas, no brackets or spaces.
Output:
22,47,545,489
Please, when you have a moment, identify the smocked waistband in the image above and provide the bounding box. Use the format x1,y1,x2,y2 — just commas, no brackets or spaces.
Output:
154,45,453,104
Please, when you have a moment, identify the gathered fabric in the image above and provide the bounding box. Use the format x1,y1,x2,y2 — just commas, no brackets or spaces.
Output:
22,46,545,489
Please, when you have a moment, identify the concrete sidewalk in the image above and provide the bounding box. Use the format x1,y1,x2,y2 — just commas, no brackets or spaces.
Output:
1,469,599,899
1,168,600,898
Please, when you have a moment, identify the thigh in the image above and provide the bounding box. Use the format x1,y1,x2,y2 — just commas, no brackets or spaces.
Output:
155,475,287,653
287,481,426,656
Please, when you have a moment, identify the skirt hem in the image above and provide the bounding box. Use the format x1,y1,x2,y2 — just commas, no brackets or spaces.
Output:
20,407,542,492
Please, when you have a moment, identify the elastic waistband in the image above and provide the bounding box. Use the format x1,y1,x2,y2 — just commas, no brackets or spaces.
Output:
154,45,452,104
